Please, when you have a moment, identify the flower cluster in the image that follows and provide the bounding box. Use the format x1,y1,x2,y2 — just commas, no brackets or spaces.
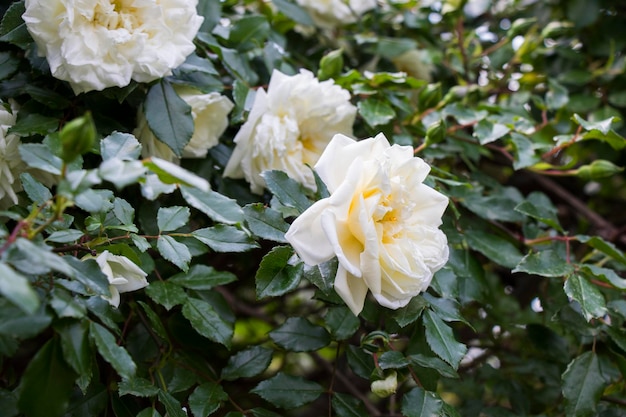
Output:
22,0,203,94
135,86,234,163
224,69,357,194
286,133,449,315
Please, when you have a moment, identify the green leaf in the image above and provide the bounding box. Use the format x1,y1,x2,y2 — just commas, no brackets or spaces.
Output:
144,158,210,191
192,224,259,252
118,378,159,397
401,387,443,417
64,256,111,297
145,281,187,311
0,303,52,339
17,339,77,417
392,297,429,327
89,322,136,380
144,79,193,157
0,1,31,48
181,185,244,225
243,203,289,243
0,51,19,80
332,392,369,417
357,98,396,127
158,391,186,417
581,264,626,289
99,159,146,189
269,317,330,352
408,354,459,378
50,288,87,318
546,79,569,110
577,235,626,265
101,132,142,161
189,382,228,417
378,351,410,369
227,15,270,52
137,301,169,341
564,273,607,321
302,258,337,295
423,310,467,369
182,297,233,348
251,372,323,409
514,192,563,232
465,230,523,269
221,346,273,380
261,170,312,214
25,85,72,109
19,143,63,175
11,113,60,136
472,120,510,145
169,264,237,290
271,0,314,25
0,262,39,314
20,172,52,205
513,250,575,277
197,0,222,31
46,229,84,243
157,206,190,232
324,306,360,341
346,345,375,379
57,321,93,392
256,246,303,299
562,352,606,417
572,114,626,150
157,235,191,272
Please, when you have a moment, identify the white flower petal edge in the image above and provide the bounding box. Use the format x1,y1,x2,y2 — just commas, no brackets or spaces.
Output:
285,133,449,315
0,101,26,208
135,86,234,162
23,0,203,94
223,69,356,194
85,250,149,308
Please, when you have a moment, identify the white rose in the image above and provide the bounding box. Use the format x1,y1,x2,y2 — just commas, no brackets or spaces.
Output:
135,86,234,163
285,133,449,315
22,0,204,94
85,250,149,308
0,101,26,208
224,69,356,194
296,0,378,28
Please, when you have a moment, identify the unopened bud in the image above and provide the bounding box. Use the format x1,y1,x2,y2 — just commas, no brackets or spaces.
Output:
60,112,96,163
318,49,344,81
425,119,447,146
576,160,623,180
371,371,397,398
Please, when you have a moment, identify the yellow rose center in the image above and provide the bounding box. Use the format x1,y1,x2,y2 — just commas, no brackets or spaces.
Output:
94,0,141,31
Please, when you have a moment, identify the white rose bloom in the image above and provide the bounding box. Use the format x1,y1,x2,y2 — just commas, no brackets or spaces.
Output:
0,102,26,208
296,0,378,28
135,86,234,162
85,250,149,308
22,0,204,94
285,133,449,315
224,69,356,194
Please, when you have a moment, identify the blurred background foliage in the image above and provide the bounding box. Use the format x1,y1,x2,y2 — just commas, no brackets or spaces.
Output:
1,0,626,416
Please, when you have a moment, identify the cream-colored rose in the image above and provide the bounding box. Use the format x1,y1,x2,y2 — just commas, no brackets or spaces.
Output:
23,0,203,94
296,0,378,28
85,250,149,308
0,101,26,208
391,49,434,81
135,86,234,162
285,133,449,315
224,69,356,194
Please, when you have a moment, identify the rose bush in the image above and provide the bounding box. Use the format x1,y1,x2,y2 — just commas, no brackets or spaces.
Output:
22,0,203,93
224,69,356,193
135,86,233,162
285,133,449,315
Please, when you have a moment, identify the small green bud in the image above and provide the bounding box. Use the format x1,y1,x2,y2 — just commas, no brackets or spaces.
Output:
418,83,442,112
318,49,344,81
576,160,623,180
425,119,447,146
508,18,537,38
60,112,96,163
371,371,398,398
